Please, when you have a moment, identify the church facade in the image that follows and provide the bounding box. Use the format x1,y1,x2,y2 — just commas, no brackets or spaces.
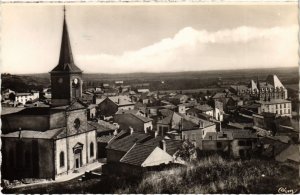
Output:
2,8,98,180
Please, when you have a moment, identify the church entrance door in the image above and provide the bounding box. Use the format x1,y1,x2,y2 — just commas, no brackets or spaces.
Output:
74,148,82,169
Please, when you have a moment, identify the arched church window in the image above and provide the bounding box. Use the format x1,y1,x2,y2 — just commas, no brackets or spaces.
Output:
90,142,94,157
60,151,65,167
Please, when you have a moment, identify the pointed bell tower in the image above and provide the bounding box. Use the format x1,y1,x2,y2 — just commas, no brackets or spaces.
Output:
50,6,83,107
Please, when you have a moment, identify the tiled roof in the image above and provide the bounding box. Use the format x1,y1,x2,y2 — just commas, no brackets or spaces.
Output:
88,121,117,133
133,114,153,123
15,93,32,96
157,113,174,125
159,109,174,117
165,139,183,155
231,130,257,139
115,109,142,115
97,135,115,143
66,100,87,111
120,143,157,166
212,93,226,99
195,104,213,112
106,131,151,152
108,96,134,106
2,127,65,139
256,99,291,105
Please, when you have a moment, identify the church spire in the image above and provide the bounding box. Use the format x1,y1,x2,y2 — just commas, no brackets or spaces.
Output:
51,6,82,73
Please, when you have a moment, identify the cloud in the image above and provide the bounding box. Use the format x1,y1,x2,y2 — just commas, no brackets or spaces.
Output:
77,25,298,73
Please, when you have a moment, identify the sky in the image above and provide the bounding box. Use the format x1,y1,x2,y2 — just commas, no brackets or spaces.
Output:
1,3,298,74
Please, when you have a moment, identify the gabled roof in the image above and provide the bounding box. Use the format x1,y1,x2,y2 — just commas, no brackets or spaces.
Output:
157,113,174,125
66,100,87,111
50,9,82,74
266,75,285,89
102,96,134,107
248,80,258,90
106,131,151,152
120,143,157,166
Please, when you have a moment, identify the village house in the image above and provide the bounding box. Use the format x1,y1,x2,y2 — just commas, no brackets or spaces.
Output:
255,99,292,117
201,129,258,159
1,89,15,100
114,112,153,133
96,95,135,118
156,111,216,148
15,91,39,105
103,130,182,176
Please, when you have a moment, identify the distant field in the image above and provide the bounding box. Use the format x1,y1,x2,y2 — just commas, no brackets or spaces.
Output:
6,67,298,92
286,84,299,91
154,87,224,94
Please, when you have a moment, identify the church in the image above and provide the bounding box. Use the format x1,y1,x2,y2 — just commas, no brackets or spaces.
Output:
2,8,98,180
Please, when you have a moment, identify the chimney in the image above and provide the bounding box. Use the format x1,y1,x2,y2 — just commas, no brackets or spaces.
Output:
179,118,183,130
129,126,134,135
118,98,120,104
113,129,118,136
199,121,203,128
160,139,166,151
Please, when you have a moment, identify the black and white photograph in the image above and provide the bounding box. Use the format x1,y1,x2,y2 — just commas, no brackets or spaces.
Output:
1,1,299,194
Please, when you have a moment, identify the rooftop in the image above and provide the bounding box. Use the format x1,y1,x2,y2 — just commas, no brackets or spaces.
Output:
2,127,65,139
256,99,291,105
120,143,157,166
106,131,151,152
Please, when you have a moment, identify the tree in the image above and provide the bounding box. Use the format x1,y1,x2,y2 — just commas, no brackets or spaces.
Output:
8,93,15,101
175,140,197,162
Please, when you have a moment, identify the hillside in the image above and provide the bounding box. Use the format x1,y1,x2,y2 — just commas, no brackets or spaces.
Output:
1,73,50,92
4,155,299,194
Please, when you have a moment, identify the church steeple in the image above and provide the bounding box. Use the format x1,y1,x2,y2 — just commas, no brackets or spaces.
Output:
51,6,82,73
50,6,83,107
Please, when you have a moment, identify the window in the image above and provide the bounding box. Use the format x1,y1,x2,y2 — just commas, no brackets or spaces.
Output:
209,136,212,140
90,142,94,157
25,151,31,167
238,140,245,146
60,151,65,167
191,133,196,141
73,118,81,129
217,142,222,148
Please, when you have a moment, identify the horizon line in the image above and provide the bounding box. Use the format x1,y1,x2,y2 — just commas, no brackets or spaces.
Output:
6,65,297,75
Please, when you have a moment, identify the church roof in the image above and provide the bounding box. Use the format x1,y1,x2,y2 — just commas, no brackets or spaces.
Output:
50,8,82,74
1,127,65,139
